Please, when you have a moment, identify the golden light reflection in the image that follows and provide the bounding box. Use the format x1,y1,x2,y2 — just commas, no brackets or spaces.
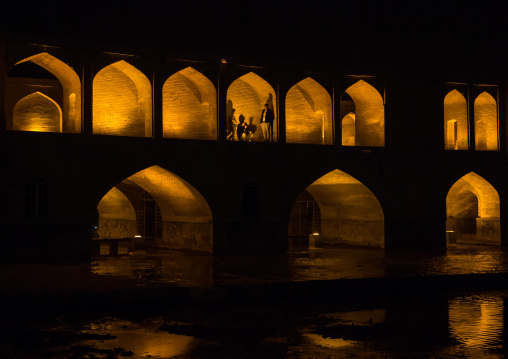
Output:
449,296,503,349
285,77,332,145
345,80,384,147
82,319,195,358
14,53,81,133
303,333,356,348
163,67,217,140
93,60,152,137
13,92,62,132
474,92,498,151
444,90,468,150
304,169,384,247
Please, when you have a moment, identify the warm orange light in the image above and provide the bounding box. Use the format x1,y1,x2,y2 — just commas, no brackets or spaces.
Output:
444,90,468,150
13,92,62,132
474,92,498,151
93,60,152,137
446,172,500,245
97,166,213,252
345,80,384,147
163,67,217,140
13,53,81,133
227,72,277,142
304,169,384,247
285,77,332,145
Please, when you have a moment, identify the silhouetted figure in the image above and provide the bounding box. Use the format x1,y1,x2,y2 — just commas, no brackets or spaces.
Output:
260,103,274,141
238,117,253,141
229,108,239,141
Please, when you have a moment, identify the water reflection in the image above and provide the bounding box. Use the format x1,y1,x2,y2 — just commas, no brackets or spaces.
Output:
80,318,197,358
449,296,504,350
6,292,508,358
89,246,508,287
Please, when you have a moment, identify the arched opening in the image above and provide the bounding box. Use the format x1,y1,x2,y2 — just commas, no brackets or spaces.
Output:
7,53,81,133
446,172,500,246
285,77,333,145
444,90,468,150
13,92,62,132
289,169,384,248
227,72,277,142
474,92,498,151
93,60,152,137
342,113,356,146
343,80,384,147
288,190,321,244
163,67,217,140
95,165,213,253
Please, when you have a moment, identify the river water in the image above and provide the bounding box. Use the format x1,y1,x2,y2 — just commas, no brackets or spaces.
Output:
2,291,507,358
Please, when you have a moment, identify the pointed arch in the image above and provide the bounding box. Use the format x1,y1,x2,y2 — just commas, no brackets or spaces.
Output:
97,187,137,239
93,60,152,137
290,169,384,247
285,77,333,145
444,89,468,150
163,67,217,140
13,92,62,132
96,165,213,252
344,80,385,147
446,172,500,245
474,92,498,151
8,53,81,133
227,72,277,142
342,112,356,146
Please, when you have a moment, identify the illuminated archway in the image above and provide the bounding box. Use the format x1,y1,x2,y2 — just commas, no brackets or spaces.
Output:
290,169,384,247
341,113,356,146
163,67,217,140
285,77,332,145
93,60,152,137
226,72,277,142
96,166,213,252
7,53,81,133
344,80,385,147
13,92,62,132
474,92,498,151
444,90,468,150
446,172,500,245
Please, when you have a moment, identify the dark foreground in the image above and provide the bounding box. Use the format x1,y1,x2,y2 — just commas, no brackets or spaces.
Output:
2,245,508,358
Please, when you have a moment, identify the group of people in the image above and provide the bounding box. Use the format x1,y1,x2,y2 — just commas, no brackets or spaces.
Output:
228,103,274,142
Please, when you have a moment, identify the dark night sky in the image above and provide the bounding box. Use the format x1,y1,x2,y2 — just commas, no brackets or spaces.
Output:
1,0,507,77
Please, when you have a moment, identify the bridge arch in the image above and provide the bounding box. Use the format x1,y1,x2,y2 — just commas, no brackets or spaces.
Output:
474,91,498,151
289,169,385,247
163,67,217,140
226,72,277,142
95,165,213,252
13,92,62,132
93,60,152,137
344,80,385,147
7,52,81,133
285,77,333,145
444,89,468,150
446,172,500,245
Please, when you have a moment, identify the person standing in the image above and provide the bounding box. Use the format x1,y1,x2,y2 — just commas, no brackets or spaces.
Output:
260,103,274,142
230,108,239,141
